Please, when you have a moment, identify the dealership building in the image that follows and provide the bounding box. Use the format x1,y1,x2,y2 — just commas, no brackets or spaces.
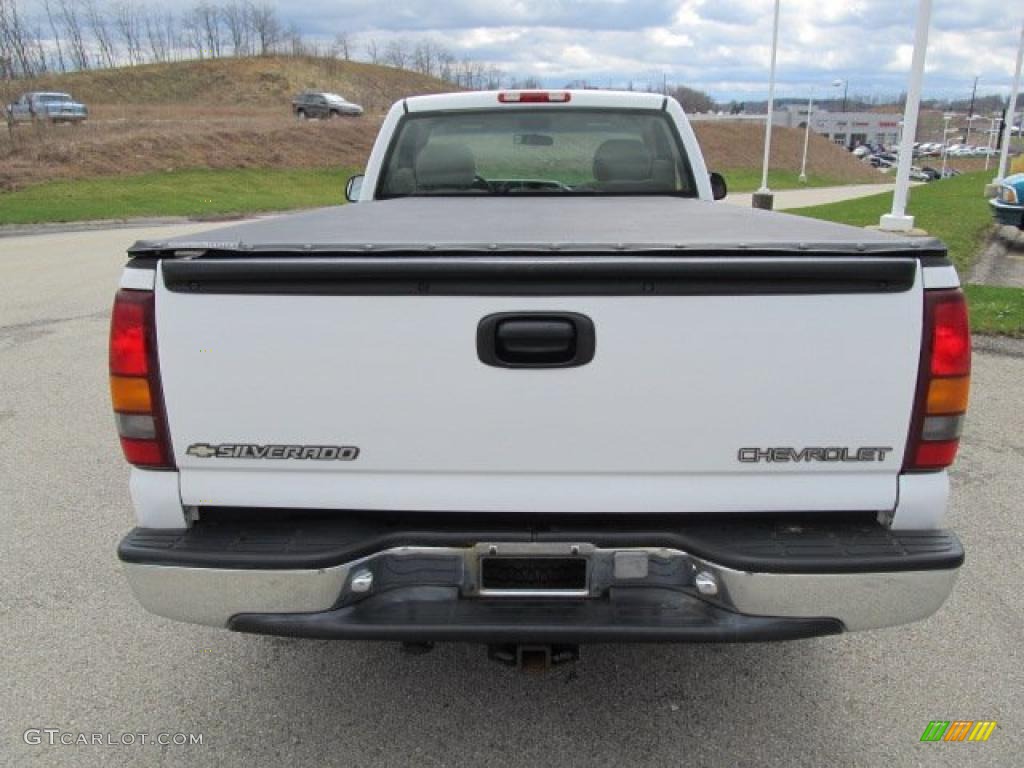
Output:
690,107,903,148
778,106,903,148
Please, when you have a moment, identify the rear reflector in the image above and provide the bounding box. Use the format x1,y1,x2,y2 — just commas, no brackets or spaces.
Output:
109,289,175,469
904,289,971,472
119,436,167,467
498,91,571,104
913,440,961,470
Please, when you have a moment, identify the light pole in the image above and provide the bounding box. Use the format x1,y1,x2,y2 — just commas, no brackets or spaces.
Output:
880,0,932,232
965,75,979,144
754,0,782,210
986,113,1000,172
940,113,955,178
799,79,843,184
995,20,1024,184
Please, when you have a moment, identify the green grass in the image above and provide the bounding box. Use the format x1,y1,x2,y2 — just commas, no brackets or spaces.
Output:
790,171,1024,337
792,171,993,273
963,285,1024,337
0,168,356,225
721,168,884,195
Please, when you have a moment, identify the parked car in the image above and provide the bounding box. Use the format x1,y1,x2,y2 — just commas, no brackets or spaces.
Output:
292,91,364,119
112,89,969,668
909,166,932,182
990,173,1024,227
5,92,88,124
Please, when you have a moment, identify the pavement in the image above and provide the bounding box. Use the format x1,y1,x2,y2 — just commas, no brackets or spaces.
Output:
971,229,1024,288
1,223,1022,768
725,183,896,210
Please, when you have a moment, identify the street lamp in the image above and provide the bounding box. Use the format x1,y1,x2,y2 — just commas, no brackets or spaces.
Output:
995,20,1024,184
799,79,843,184
965,75,979,144
880,0,932,232
754,0,782,209
940,113,956,178
986,113,1001,172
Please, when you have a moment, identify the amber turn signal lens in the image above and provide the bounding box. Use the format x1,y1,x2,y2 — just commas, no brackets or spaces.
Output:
926,376,970,415
110,375,152,413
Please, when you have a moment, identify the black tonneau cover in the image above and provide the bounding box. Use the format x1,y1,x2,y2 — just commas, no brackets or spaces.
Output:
128,197,946,258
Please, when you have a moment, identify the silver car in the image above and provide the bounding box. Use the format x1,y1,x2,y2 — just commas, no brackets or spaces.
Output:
292,91,364,119
6,92,88,124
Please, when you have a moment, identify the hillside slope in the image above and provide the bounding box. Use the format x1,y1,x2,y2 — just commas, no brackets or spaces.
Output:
12,55,456,113
2,60,884,192
693,122,883,183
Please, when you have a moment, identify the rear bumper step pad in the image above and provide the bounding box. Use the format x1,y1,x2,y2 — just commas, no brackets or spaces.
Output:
118,512,964,574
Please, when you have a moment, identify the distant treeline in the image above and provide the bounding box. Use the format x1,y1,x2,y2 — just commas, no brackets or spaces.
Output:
0,0,534,90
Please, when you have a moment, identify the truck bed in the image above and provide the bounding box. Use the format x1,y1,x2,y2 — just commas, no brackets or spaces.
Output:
127,197,948,258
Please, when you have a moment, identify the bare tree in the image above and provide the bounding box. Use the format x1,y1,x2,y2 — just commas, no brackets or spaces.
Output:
43,0,67,72
142,6,175,63
180,7,204,59
84,0,117,68
364,36,379,64
0,0,39,76
59,0,90,70
334,30,352,61
195,2,221,58
112,1,143,65
383,37,409,69
247,2,280,56
221,1,249,56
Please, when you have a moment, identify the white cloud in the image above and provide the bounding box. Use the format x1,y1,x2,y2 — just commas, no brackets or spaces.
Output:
21,0,1024,100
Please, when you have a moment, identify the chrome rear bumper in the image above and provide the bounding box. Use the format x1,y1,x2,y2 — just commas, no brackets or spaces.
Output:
122,540,960,638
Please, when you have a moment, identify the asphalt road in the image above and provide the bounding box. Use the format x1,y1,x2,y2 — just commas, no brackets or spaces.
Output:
1,223,1021,768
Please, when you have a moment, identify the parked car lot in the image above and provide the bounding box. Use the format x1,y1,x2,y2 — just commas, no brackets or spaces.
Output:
1,223,1021,767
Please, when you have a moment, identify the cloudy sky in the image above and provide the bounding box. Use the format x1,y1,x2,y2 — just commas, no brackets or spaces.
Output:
278,1,1022,101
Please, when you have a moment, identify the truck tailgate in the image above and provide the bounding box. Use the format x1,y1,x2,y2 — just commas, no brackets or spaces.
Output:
154,255,923,514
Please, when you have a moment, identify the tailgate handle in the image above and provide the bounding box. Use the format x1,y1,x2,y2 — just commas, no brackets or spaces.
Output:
477,312,595,368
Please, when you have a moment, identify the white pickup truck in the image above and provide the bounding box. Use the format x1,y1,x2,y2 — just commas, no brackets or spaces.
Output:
112,90,970,668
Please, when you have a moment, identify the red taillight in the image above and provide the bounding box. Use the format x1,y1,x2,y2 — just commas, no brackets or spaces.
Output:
930,297,971,376
904,289,971,472
109,289,175,469
498,91,571,104
110,296,148,376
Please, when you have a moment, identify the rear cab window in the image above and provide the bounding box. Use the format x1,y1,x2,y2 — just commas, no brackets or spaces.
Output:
377,108,697,198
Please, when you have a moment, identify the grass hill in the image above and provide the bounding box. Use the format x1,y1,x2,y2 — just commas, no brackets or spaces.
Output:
2,56,887,203
11,55,456,114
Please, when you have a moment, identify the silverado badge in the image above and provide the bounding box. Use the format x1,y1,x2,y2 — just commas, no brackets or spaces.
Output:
186,443,359,460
